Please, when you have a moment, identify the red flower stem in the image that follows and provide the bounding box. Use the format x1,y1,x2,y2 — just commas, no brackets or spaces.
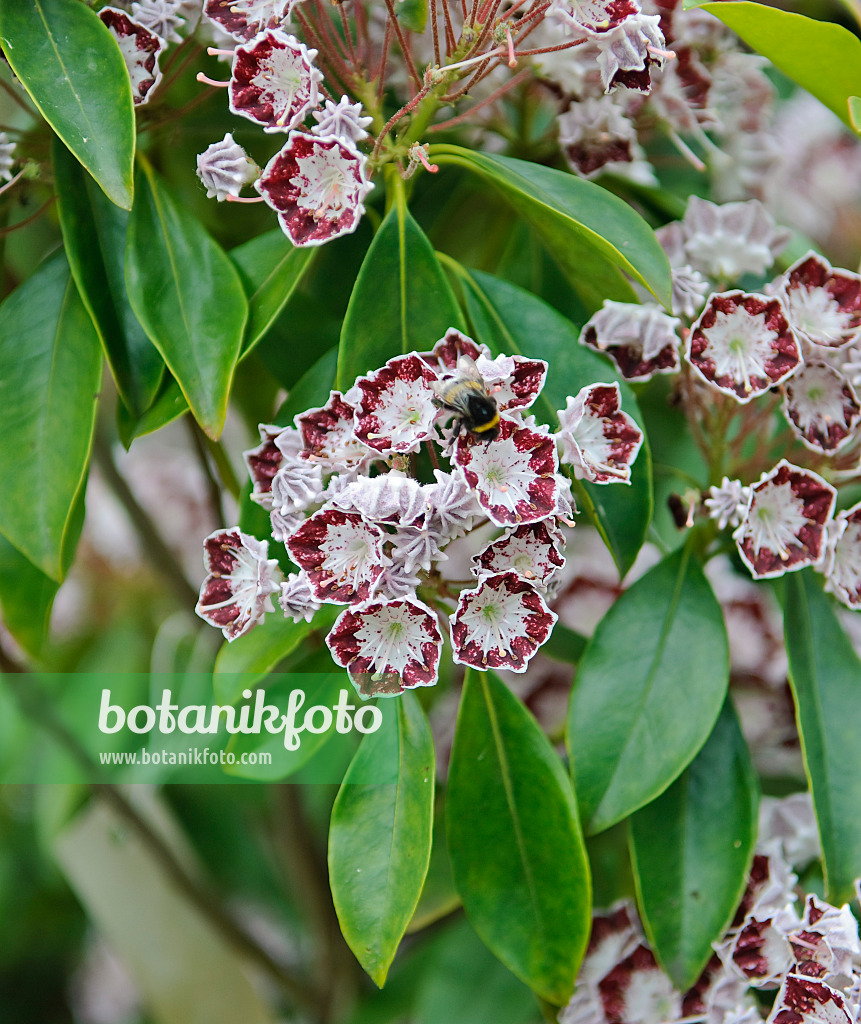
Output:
376,20,393,103
372,82,433,159
513,40,589,56
308,0,350,63
442,0,457,53
338,3,359,65
429,67,531,130
383,0,424,87
429,0,442,66
294,8,353,93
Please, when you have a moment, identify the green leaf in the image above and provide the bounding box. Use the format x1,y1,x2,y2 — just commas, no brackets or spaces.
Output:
116,377,188,448
629,700,759,990
0,0,135,209
395,0,427,33
0,534,60,658
690,3,861,131
431,145,672,310
447,670,591,1005
329,693,434,986
213,607,338,703
568,544,729,834
230,231,316,356
337,197,464,389
0,255,102,580
850,97,861,136
53,138,163,417
125,162,247,438
457,267,653,577
784,571,861,905
408,796,460,933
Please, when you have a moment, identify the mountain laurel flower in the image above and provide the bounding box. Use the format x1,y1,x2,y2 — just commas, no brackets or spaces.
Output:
229,31,323,132
733,461,836,579
0,133,16,183
204,0,290,42
352,354,441,454
286,508,386,604
195,528,282,640
558,97,641,179
782,362,861,454
197,133,260,201
680,197,791,281
279,570,322,622
780,252,861,350
823,502,861,609
326,598,443,698
594,13,668,94
556,383,643,484
450,572,558,673
687,292,802,403
296,391,375,469
256,133,374,246
130,0,185,43
99,8,166,105
311,96,374,142
705,477,751,530
547,0,639,35
472,353,548,411
765,973,854,1024
472,521,566,588
581,301,681,381
454,418,559,527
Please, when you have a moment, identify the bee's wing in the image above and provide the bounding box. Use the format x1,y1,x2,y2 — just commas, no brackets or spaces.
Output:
455,354,485,383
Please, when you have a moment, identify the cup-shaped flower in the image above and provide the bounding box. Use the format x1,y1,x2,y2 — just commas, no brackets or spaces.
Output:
780,252,861,350
473,353,549,411
787,895,861,979
596,945,682,1024
243,424,287,507
295,391,374,469
195,528,281,640
688,292,802,403
327,598,443,698
733,461,836,579
197,133,259,201
256,133,373,246
823,502,861,609
581,301,681,381
352,354,441,454
472,521,565,588
782,362,861,454
229,31,322,133
557,382,643,483
454,418,558,527
287,508,386,603
764,973,853,1024
450,572,557,673
422,328,488,371
204,0,290,42
99,8,166,105
680,197,790,281
548,0,639,35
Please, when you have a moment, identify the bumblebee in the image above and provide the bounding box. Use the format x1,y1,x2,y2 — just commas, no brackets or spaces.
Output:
431,355,500,443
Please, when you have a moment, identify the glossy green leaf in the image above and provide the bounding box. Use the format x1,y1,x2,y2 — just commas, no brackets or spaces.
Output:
784,571,861,905
337,198,464,389
53,139,163,417
0,535,59,658
850,97,861,136
395,0,427,33
568,544,729,834
213,607,338,703
689,3,861,130
431,145,672,310
0,0,134,209
125,163,247,438
458,267,653,577
230,231,316,355
329,693,434,986
408,796,460,933
116,377,188,448
630,700,759,990
447,670,591,1005
0,256,101,580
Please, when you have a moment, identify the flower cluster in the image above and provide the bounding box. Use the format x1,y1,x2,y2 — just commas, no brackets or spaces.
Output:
195,329,644,697
576,194,861,603
560,794,861,1024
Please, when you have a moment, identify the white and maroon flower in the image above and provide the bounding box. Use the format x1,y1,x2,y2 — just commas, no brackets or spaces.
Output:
197,133,259,201
680,197,791,281
733,461,836,579
581,301,681,381
472,521,565,588
594,13,668,94
328,471,428,524
473,353,548,411
780,253,861,350
765,973,854,1024
295,391,374,469
450,572,557,673
558,97,642,179
823,502,861,609
454,418,558,527
256,133,373,246
229,30,322,132
787,896,861,979
353,354,441,454
244,424,287,507
270,455,323,515
131,0,184,44
326,597,443,698
547,0,640,35
100,8,166,105
195,528,281,640
279,570,322,622
597,944,683,1024
286,507,385,603
705,477,751,531
422,328,488,372
311,95,373,142
204,0,289,42
556,383,643,484
782,362,861,454
717,914,797,989
688,292,802,403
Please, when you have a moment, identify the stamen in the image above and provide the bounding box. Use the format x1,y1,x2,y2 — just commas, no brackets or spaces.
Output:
196,72,230,88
